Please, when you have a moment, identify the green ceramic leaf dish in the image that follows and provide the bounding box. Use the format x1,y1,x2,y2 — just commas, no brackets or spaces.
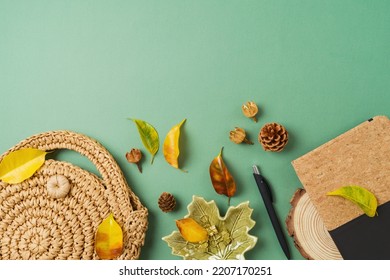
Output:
162,195,258,260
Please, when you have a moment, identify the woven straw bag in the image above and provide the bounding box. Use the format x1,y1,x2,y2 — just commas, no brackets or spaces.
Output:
0,130,148,260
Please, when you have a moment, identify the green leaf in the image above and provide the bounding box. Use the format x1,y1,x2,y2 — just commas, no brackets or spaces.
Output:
162,196,257,260
327,186,378,217
0,148,47,184
130,119,159,164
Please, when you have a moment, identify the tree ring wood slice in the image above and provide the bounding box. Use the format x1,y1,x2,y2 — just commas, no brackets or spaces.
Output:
286,188,343,260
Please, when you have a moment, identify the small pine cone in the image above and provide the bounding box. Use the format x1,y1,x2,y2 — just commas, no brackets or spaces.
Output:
258,122,288,152
158,192,176,212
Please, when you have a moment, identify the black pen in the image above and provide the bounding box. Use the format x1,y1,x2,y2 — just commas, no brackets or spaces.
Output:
253,165,291,260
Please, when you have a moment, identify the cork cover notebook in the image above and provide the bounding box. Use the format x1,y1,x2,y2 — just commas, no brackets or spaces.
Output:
292,116,390,259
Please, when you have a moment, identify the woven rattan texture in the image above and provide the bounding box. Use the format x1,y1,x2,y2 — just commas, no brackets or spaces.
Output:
0,131,148,260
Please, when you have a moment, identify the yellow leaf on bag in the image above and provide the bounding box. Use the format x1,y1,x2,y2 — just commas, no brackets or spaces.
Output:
0,148,47,184
163,119,186,171
95,213,123,259
176,218,208,243
327,186,378,217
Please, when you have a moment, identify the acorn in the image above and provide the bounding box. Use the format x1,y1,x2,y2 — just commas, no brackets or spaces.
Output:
241,101,259,122
229,127,253,145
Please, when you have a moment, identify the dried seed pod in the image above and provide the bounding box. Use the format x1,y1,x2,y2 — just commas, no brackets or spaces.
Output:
158,192,176,212
126,148,143,173
229,127,253,145
47,174,71,199
241,101,259,122
258,122,289,152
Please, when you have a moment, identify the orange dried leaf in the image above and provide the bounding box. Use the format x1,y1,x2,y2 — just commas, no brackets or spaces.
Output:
176,218,208,243
95,213,123,259
209,147,236,204
163,119,186,171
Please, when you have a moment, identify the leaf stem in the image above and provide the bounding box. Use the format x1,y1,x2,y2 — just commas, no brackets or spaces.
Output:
136,162,142,173
219,146,224,157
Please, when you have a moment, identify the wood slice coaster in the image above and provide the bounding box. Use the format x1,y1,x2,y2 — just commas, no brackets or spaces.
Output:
286,188,343,260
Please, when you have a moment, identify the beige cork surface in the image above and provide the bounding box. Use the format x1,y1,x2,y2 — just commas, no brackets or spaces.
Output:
292,116,390,231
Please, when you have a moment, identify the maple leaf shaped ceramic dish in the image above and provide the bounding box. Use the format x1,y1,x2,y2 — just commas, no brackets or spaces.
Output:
162,196,257,260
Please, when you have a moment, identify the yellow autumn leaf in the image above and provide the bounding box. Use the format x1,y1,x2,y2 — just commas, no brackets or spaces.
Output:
95,213,123,259
327,186,378,217
163,119,186,171
0,148,47,184
176,217,208,243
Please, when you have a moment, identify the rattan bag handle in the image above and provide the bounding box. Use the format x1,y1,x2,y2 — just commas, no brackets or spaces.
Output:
6,130,144,212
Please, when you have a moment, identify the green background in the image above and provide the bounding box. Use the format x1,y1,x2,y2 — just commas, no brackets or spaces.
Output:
0,0,389,260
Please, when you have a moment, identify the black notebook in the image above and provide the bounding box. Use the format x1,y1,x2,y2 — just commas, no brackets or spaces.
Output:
329,201,390,260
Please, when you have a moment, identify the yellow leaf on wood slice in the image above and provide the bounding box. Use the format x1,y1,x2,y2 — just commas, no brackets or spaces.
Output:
0,148,47,184
176,218,208,243
163,119,186,171
327,186,378,217
95,213,123,259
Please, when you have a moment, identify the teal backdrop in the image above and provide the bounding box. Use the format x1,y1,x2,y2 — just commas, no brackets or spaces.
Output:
0,1,389,260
